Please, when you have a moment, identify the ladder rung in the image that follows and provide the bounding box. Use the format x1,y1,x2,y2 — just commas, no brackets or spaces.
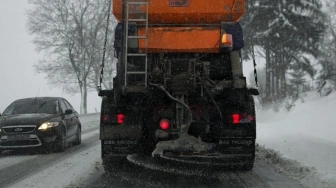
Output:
128,36,146,39
127,71,146,74
127,53,147,57
128,19,147,22
127,2,147,5
124,86,147,93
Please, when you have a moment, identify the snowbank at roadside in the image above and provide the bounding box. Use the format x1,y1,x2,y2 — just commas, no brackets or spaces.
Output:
79,113,100,124
256,91,336,188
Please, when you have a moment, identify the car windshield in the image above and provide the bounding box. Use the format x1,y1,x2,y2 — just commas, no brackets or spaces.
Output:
2,99,58,115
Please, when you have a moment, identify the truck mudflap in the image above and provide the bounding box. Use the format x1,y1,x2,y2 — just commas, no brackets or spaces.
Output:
216,138,255,155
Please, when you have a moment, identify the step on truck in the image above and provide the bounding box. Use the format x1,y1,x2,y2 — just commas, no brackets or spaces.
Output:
99,0,259,172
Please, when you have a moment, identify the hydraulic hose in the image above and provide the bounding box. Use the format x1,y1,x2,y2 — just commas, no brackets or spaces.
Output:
196,75,223,119
149,83,192,133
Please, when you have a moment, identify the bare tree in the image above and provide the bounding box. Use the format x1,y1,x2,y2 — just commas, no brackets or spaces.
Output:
88,25,117,92
27,0,115,114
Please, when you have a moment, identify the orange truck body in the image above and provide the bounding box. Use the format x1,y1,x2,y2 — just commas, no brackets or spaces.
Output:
112,0,245,53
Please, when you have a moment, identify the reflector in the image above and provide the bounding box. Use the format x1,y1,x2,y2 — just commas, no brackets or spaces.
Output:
103,115,108,122
160,119,170,130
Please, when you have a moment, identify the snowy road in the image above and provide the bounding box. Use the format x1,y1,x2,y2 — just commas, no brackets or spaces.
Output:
81,157,304,188
0,113,304,188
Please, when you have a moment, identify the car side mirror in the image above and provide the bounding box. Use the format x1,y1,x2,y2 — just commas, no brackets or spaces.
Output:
65,109,73,115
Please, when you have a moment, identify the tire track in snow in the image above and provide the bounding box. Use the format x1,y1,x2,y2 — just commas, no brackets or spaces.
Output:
0,128,100,187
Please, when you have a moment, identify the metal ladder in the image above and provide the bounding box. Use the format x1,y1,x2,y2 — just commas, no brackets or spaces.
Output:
124,1,149,92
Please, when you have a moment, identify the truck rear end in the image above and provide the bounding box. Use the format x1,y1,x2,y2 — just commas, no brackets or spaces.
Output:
99,0,258,172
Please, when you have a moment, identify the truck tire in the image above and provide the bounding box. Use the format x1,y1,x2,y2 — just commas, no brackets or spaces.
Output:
102,156,124,173
241,95,256,170
241,158,254,170
140,138,156,156
212,93,256,170
140,110,157,156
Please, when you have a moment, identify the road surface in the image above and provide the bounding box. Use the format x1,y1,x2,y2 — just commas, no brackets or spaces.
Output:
0,114,304,188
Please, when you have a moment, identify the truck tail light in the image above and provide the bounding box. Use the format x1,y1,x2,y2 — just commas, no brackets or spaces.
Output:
159,119,170,130
116,114,125,124
102,113,125,125
232,114,254,124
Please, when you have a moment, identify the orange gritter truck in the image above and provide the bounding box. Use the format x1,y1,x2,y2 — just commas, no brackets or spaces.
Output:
99,0,258,172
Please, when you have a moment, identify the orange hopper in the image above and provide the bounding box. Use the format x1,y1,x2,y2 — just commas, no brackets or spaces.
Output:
112,0,245,53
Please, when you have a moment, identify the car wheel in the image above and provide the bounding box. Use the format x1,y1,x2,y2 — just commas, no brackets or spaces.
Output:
73,125,81,145
55,126,66,152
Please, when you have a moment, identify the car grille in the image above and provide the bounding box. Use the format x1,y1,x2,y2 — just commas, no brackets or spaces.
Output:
1,140,40,146
0,134,42,148
3,125,37,134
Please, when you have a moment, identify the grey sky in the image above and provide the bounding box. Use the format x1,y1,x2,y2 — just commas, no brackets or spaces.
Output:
0,0,101,113
0,0,259,114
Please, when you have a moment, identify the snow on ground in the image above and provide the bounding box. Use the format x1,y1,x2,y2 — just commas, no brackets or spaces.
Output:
5,93,336,188
8,143,102,188
79,113,100,124
0,155,36,171
256,91,336,188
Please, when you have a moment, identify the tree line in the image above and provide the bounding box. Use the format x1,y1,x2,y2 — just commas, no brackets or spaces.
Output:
243,0,336,109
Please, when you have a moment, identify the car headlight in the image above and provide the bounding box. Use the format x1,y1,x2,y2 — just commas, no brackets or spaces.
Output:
38,122,59,130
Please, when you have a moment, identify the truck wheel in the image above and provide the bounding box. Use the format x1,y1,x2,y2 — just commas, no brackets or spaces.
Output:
140,138,156,155
242,96,256,171
240,158,255,170
102,156,124,173
102,158,114,173
140,111,157,156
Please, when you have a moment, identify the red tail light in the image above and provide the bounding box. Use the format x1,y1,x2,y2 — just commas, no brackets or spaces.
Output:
232,114,254,124
116,114,125,124
232,114,240,124
103,115,108,122
159,119,170,130
102,113,125,125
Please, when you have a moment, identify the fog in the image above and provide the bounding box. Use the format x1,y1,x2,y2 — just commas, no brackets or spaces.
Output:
0,0,101,113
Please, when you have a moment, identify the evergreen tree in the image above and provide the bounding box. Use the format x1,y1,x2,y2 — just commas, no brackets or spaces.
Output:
244,0,325,102
317,0,336,94
289,65,306,96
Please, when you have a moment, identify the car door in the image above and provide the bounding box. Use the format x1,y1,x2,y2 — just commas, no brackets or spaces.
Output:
62,99,77,138
59,100,73,139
